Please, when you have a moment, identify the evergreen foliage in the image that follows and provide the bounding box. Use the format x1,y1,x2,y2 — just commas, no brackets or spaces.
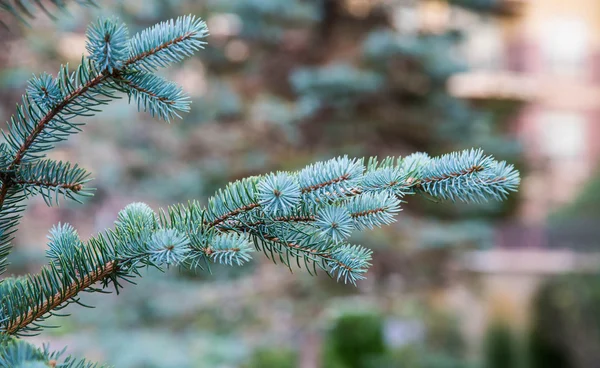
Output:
0,0,95,25
0,13,520,367
0,338,109,367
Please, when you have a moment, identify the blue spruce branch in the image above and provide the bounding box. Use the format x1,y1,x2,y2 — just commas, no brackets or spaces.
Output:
0,13,520,366
0,149,519,336
0,0,96,25
14,160,93,206
0,335,109,367
0,15,208,276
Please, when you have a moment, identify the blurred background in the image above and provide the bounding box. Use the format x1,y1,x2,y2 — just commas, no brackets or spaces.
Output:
1,0,599,367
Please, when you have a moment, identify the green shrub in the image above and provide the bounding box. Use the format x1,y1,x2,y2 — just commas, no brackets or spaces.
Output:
528,275,600,368
324,313,386,368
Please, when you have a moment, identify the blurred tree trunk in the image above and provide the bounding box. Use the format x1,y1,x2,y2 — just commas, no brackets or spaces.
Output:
299,327,323,368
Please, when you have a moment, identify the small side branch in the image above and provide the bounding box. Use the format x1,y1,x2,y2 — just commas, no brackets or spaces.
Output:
208,202,261,228
4,261,116,335
13,179,83,192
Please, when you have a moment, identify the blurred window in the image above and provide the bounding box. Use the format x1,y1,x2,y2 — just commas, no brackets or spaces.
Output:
455,13,503,71
416,0,448,34
393,1,419,34
541,18,588,75
539,111,586,158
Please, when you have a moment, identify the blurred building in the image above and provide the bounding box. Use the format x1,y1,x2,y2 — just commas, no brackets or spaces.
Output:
442,0,600,222
414,0,600,348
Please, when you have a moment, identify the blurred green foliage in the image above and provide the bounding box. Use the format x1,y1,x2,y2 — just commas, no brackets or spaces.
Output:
322,310,476,368
324,313,386,368
551,168,600,221
528,275,600,368
483,321,519,368
244,348,297,368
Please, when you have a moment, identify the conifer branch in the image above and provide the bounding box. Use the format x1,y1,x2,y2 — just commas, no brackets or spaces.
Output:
0,338,107,367
14,160,92,206
0,150,519,335
116,73,190,122
0,13,521,366
232,215,316,229
127,16,208,72
0,15,208,276
411,149,520,202
127,32,194,66
4,261,116,335
1,203,240,336
0,185,25,276
208,202,262,227
0,0,96,25
10,74,106,170
300,174,351,193
12,179,82,191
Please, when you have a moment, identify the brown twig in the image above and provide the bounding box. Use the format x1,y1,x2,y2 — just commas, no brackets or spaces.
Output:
208,203,261,227
420,165,484,183
125,33,195,66
300,173,350,194
116,77,174,104
349,207,387,218
13,179,83,192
